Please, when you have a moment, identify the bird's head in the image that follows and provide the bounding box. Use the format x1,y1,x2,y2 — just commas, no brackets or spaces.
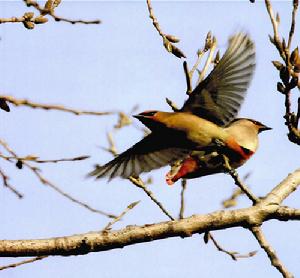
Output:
229,118,272,134
133,110,161,131
248,119,272,133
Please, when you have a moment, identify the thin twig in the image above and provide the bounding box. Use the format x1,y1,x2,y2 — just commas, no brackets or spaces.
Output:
265,0,300,145
165,97,180,112
205,232,257,261
222,172,252,208
0,256,48,271
190,50,205,79
183,61,193,94
0,95,112,116
103,201,140,231
197,37,217,84
102,130,175,221
0,154,89,164
222,156,258,204
146,0,185,58
146,0,164,37
0,139,116,218
227,167,259,205
287,0,298,49
0,168,23,198
265,0,286,60
251,226,293,278
23,0,100,25
129,176,175,220
179,179,187,219
222,188,243,208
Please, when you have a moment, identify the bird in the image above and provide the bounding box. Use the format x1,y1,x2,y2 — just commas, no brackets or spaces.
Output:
165,118,271,185
89,32,258,181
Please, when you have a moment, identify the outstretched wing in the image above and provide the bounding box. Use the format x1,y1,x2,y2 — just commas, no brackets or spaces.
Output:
88,134,189,180
181,32,256,126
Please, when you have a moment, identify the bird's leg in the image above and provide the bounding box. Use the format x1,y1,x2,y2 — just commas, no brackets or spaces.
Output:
221,154,235,175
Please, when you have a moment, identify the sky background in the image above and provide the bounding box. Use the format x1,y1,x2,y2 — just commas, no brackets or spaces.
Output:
1,1,300,277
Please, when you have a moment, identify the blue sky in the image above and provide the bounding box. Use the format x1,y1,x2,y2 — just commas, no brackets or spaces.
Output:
1,1,300,277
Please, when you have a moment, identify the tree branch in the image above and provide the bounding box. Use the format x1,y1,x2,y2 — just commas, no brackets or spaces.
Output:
1,168,299,257
0,204,294,257
146,0,185,58
0,139,116,218
251,226,293,278
0,256,47,271
0,95,112,116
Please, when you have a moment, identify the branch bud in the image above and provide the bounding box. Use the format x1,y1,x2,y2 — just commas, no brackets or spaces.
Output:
23,21,35,29
0,98,10,112
272,60,284,71
165,34,180,43
23,12,34,20
34,16,48,24
277,82,285,94
290,47,299,66
276,12,280,24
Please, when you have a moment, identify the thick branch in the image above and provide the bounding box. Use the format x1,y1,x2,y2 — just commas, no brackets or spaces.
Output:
263,168,300,204
0,203,294,257
1,167,299,257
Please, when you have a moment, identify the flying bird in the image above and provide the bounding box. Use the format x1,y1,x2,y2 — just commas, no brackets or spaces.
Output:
89,32,263,181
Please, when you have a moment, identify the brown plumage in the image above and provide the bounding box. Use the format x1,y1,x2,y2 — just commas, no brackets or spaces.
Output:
89,32,258,181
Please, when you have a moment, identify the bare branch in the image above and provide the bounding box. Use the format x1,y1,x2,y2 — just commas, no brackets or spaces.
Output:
265,0,300,145
183,61,193,94
288,0,298,49
24,0,100,25
1,167,299,257
0,168,23,198
251,226,293,278
0,154,89,164
179,179,187,219
146,0,185,58
263,168,300,205
129,176,175,221
222,188,243,208
205,232,257,261
197,36,217,84
265,0,286,60
1,202,299,257
0,256,48,271
222,172,251,208
0,0,100,29
274,206,300,221
225,165,259,204
0,139,116,218
182,32,216,96
103,201,140,231
0,95,112,116
102,131,175,221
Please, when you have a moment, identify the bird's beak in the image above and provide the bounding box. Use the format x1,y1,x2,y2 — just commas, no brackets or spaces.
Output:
259,124,272,132
133,114,143,120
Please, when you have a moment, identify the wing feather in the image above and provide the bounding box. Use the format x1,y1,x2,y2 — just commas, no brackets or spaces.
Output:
181,32,256,126
88,134,189,180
